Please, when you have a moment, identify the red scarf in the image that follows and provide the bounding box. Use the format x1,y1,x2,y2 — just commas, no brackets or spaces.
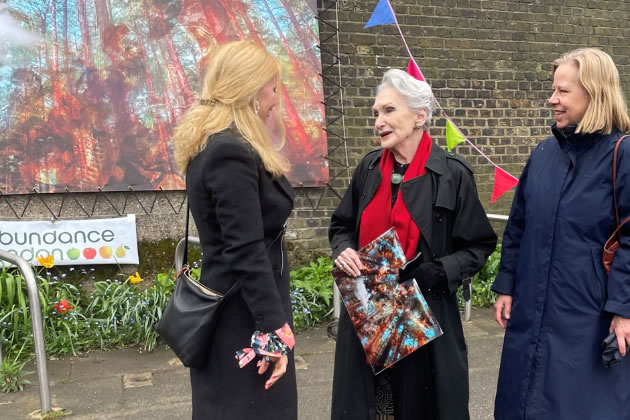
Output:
359,131,433,259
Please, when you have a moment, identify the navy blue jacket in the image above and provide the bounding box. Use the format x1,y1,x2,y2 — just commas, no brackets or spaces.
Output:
492,125,630,419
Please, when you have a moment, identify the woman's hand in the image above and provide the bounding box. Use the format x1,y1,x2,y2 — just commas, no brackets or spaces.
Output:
257,355,288,390
494,294,512,329
335,248,364,277
610,315,630,357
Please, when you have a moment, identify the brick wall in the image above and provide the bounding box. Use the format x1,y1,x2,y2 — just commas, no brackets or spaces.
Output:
4,0,630,267
294,0,630,258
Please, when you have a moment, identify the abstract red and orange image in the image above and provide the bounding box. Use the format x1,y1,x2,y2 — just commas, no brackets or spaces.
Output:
0,0,326,194
334,228,443,373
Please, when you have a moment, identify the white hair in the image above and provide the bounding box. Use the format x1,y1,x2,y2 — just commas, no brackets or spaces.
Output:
377,68,435,127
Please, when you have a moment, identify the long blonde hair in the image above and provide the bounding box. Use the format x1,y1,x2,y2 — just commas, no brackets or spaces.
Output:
553,48,630,134
173,41,289,176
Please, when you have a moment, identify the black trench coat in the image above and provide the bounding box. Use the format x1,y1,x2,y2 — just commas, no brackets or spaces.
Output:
329,145,497,420
185,131,297,420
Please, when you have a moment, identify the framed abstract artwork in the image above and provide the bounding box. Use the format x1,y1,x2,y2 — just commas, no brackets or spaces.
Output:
0,0,326,194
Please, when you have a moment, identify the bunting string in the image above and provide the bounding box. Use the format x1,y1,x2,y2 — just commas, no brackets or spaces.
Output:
364,0,519,202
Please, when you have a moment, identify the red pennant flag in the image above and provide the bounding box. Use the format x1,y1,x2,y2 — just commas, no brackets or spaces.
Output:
491,166,519,203
407,59,425,81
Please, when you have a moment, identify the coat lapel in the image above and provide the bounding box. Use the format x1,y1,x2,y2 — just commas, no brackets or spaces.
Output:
401,175,434,250
275,175,295,204
400,146,447,253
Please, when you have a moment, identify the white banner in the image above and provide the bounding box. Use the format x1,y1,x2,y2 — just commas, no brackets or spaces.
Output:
0,215,139,266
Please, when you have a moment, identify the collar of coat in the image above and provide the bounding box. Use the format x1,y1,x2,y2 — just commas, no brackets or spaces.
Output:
365,143,472,176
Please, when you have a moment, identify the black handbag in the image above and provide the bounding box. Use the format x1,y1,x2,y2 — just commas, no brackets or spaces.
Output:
156,206,286,368
156,206,235,368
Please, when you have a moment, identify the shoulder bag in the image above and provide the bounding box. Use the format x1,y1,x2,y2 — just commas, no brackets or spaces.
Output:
156,205,286,367
156,205,235,368
603,135,630,274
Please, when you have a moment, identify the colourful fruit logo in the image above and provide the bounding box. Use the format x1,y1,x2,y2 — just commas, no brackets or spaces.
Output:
67,248,80,260
99,246,113,259
115,246,128,258
83,248,97,259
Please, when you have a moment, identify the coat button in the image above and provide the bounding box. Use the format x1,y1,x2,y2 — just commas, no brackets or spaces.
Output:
255,315,264,324
432,253,438,260
362,193,366,198
436,214,444,222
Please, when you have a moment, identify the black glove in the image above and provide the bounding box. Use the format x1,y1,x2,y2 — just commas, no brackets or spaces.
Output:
602,331,625,368
398,260,445,291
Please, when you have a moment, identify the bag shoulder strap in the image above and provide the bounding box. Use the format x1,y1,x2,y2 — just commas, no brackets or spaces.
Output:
613,135,630,235
183,202,190,268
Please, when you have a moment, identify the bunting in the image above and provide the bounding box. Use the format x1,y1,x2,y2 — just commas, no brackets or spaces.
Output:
407,59,425,81
491,167,519,203
364,0,396,29
445,120,466,151
364,0,519,202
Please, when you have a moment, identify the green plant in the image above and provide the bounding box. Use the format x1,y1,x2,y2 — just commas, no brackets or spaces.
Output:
458,244,502,308
0,342,34,393
0,359,33,393
290,257,334,331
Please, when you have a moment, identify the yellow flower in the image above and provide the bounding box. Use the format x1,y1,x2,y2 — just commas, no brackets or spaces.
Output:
36,254,54,268
128,272,143,284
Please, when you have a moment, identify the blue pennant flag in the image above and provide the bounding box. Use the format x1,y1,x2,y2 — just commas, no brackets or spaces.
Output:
364,0,396,29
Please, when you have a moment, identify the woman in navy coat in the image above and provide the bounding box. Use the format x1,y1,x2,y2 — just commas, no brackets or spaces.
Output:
492,48,630,419
173,41,297,420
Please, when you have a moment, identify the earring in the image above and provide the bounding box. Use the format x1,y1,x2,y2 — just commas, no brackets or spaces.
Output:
254,99,260,116
414,121,422,130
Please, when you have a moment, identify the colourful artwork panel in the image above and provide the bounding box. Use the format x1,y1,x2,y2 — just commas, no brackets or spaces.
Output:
334,228,443,374
0,0,326,194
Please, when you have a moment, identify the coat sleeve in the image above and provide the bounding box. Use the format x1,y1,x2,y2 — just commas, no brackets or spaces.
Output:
329,162,365,260
605,140,630,318
438,161,498,294
491,157,531,296
203,138,287,332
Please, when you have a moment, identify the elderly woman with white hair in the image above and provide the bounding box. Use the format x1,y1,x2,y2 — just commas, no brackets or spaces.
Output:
329,69,497,420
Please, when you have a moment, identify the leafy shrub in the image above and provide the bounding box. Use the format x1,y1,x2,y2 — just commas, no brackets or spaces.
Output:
290,257,334,331
458,244,502,308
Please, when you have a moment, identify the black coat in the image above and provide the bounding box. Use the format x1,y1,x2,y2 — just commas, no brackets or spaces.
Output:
329,145,497,420
185,131,297,420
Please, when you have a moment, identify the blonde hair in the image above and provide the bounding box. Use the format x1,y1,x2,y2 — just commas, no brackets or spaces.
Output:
173,41,289,176
553,48,630,134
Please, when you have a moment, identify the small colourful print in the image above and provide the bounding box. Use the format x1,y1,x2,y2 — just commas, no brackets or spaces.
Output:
334,228,443,374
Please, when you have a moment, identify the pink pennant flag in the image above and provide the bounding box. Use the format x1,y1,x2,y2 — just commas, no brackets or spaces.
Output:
491,166,519,203
407,59,425,81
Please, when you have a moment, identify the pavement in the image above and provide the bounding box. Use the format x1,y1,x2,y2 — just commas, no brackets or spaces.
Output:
0,308,505,419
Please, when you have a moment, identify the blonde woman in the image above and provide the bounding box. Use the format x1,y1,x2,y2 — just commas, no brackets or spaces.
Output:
492,48,630,419
173,41,296,420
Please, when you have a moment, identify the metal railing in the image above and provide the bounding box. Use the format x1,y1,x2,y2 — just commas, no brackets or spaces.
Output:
174,236,201,271
462,213,509,320
0,250,51,415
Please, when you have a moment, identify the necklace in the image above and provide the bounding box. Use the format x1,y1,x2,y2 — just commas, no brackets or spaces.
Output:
391,161,409,185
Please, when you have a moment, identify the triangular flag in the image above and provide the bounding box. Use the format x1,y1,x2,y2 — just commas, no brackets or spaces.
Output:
491,166,519,203
364,0,396,29
407,59,425,81
445,120,466,151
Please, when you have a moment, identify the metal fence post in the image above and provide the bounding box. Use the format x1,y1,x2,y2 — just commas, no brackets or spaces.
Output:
174,236,201,271
0,250,51,415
